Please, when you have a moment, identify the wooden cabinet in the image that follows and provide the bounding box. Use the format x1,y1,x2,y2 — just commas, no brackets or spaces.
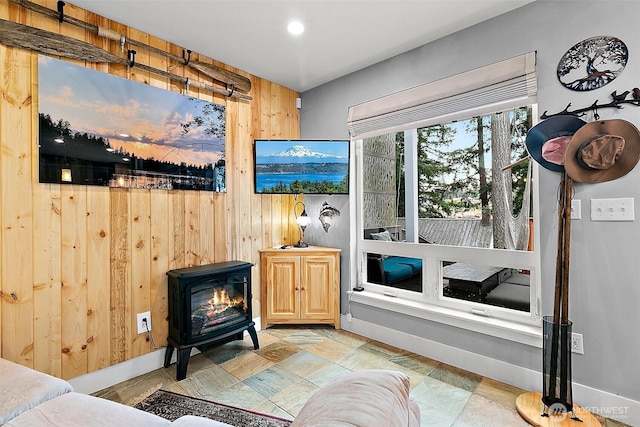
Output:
260,246,340,329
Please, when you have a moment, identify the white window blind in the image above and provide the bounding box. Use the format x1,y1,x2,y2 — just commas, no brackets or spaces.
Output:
347,51,537,138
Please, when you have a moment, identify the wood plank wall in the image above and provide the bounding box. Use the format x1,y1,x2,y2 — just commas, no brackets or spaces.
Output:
0,0,301,378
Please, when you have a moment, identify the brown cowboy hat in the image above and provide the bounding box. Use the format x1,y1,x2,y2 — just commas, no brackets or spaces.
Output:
565,119,640,183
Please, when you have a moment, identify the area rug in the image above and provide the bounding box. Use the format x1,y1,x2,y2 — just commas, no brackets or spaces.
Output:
135,389,293,427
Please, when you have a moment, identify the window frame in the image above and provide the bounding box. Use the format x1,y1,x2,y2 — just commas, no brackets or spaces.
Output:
350,55,543,345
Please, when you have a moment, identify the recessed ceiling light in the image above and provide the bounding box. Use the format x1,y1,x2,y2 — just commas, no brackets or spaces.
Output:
287,21,304,36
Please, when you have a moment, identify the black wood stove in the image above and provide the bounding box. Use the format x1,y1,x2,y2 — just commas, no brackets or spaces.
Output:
164,261,259,380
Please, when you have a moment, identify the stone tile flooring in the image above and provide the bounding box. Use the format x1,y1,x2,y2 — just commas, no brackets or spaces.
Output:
93,326,626,426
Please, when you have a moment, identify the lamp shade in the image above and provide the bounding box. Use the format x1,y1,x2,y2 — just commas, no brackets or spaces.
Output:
296,211,311,228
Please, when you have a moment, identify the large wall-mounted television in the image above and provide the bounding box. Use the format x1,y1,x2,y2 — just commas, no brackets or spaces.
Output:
254,139,349,194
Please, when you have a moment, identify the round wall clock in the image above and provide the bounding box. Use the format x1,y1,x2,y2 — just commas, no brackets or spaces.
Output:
557,35,628,91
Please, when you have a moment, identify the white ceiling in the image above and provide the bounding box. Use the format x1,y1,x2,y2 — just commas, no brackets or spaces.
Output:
70,0,535,93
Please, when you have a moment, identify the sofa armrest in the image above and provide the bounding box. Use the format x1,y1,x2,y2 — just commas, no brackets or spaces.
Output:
4,392,170,427
0,358,73,424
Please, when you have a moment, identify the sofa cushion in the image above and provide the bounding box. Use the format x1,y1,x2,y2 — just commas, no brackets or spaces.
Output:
0,358,73,424
381,259,414,283
291,369,419,427
369,230,393,241
4,392,171,427
392,257,422,275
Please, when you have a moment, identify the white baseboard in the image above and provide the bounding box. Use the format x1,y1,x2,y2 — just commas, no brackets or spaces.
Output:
340,314,639,425
67,347,199,394
68,318,263,395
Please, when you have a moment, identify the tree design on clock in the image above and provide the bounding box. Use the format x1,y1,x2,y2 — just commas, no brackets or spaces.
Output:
557,35,628,91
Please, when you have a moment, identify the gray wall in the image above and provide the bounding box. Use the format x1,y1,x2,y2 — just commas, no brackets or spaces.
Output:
299,1,640,402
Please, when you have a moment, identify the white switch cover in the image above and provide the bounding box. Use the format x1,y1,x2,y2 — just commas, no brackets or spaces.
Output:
571,199,581,220
590,198,635,221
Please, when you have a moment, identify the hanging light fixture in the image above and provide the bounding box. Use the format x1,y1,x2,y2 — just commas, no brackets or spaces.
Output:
294,201,311,248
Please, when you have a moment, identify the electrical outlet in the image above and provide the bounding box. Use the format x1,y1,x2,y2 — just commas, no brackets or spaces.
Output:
137,311,151,334
571,332,584,354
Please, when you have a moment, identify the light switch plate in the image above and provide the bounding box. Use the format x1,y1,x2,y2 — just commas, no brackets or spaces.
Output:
590,198,635,221
571,199,581,220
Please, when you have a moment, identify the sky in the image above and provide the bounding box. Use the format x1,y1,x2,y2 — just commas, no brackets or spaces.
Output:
38,55,225,167
255,140,349,158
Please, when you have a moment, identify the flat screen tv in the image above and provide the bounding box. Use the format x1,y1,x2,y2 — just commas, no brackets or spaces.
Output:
254,139,349,194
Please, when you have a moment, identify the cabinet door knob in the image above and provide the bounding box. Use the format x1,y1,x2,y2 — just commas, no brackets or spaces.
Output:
301,287,305,291
295,287,299,291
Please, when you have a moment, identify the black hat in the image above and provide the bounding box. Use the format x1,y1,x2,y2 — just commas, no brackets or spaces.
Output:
525,116,587,172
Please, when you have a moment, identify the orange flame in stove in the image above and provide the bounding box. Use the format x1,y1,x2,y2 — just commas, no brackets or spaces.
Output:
207,288,244,314
212,288,229,307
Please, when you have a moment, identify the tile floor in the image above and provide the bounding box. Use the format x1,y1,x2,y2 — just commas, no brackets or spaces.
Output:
94,326,625,427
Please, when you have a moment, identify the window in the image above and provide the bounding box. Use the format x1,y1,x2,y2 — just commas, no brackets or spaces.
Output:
349,52,541,343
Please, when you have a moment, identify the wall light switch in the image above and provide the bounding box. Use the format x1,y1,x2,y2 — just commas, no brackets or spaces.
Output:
590,198,635,221
571,199,581,220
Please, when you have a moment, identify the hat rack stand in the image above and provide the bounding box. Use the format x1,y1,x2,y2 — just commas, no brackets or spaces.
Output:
541,86,640,120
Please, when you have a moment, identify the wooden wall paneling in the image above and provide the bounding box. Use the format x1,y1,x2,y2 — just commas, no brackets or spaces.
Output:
290,90,301,139
270,195,283,246
85,187,110,372
261,196,273,246
60,185,88,379
0,45,34,365
269,82,283,138
130,189,151,357
184,191,200,267
284,195,297,246
237,101,254,266
110,189,131,364
149,190,169,348
212,192,228,263
0,0,6,358
255,78,271,138
1,0,301,375
84,11,110,75
106,19,128,79
30,39,62,376
250,191,262,308
147,34,169,90
181,47,200,99
167,42,186,95
225,85,239,261
56,0,84,68
127,28,150,85
168,191,185,269
199,191,214,265
32,185,63,376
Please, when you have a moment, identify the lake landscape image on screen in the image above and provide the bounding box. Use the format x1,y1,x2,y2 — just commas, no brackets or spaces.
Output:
255,140,349,194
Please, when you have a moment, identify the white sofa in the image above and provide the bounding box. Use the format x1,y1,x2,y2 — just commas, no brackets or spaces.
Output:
0,358,420,427
0,358,229,427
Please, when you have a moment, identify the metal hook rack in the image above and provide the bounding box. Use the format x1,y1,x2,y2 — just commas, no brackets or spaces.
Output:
541,87,640,120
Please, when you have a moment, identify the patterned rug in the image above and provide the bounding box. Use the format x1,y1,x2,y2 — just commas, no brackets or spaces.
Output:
135,389,293,427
